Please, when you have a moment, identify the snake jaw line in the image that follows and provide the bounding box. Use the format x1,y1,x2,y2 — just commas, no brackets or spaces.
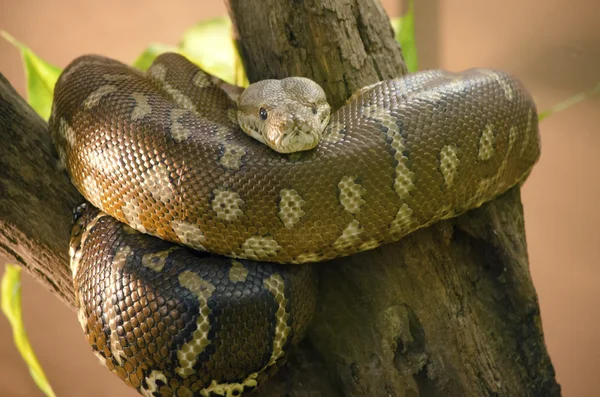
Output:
239,120,267,147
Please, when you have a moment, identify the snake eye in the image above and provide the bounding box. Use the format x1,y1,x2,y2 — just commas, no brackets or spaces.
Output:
259,107,268,120
311,105,318,115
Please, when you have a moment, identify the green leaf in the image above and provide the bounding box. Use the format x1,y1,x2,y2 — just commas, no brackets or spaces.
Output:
2,31,62,121
392,0,418,73
132,43,179,71
134,17,248,87
539,82,600,121
178,16,248,87
1,265,56,397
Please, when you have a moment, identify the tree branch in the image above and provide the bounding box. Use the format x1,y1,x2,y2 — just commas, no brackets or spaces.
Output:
227,0,407,109
0,73,80,308
227,0,560,396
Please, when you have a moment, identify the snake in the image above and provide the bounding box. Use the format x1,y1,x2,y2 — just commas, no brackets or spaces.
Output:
48,52,540,396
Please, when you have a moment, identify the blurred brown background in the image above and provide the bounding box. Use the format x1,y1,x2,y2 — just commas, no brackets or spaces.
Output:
0,0,598,396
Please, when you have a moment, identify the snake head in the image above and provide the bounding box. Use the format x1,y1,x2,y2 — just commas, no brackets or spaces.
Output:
237,77,331,153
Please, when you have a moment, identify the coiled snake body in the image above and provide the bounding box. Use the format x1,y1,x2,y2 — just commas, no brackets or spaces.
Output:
49,53,540,396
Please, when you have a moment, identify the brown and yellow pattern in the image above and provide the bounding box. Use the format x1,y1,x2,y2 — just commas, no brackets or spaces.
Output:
70,205,316,396
51,51,540,396
50,53,540,265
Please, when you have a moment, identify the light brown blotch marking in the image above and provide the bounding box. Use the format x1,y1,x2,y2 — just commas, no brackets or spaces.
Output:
103,244,133,366
83,84,117,110
333,219,363,252
170,109,192,143
359,238,380,251
365,105,415,199
363,105,416,236
148,63,196,112
130,92,152,121
219,143,247,170
278,189,306,229
508,126,517,153
193,70,213,88
59,118,77,148
439,144,460,187
175,271,216,377
83,143,122,175
121,198,147,234
263,274,291,365
390,203,414,236
200,378,257,397
294,252,325,263
241,236,283,260
212,189,244,221
229,260,249,283
481,69,514,101
478,124,496,161
474,125,519,204
338,176,366,215
140,370,168,397
69,211,109,277
141,247,179,272
521,108,533,157
171,220,207,251
142,163,175,204
147,63,167,82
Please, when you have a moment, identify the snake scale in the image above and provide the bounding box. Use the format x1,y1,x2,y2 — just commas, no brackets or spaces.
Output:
49,52,540,396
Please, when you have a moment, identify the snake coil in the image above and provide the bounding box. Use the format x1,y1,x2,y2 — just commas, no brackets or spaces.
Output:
49,52,540,396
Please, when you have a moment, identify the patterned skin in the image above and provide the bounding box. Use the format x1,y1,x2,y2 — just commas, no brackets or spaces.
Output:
50,52,540,396
69,204,315,396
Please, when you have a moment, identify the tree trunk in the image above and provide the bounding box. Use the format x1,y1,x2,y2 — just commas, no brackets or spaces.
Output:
227,0,561,396
0,0,560,396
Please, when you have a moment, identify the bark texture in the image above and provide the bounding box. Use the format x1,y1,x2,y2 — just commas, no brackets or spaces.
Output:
0,73,81,307
226,0,561,396
0,0,561,396
227,0,406,110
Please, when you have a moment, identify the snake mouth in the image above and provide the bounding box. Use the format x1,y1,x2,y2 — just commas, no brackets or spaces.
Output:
243,124,321,153
276,127,320,153
241,123,269,147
